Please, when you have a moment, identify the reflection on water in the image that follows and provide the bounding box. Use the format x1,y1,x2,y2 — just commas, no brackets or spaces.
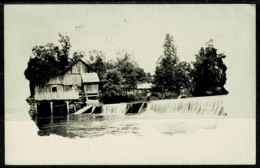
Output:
34,114,221,139
35,115,140,138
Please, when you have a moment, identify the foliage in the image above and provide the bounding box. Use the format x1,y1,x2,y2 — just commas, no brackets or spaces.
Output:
153,34,187,95
173,61,192,95
88,50,107,81
151,91,178,100
115,50,147,89
191,39,228,96
24,44,61,82
25,33,228,101
57,33,71,69
115,50,137,89
97,50,150,103
145,72,153,83
102,69,124,99
70,50,85,63
24,34,71,95
153,34,178,93
104,59,116,70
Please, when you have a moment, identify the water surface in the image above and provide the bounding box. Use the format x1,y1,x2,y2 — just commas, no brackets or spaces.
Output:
35,114,222,138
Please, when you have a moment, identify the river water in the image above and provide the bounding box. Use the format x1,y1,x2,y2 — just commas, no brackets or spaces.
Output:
35,114,223,138
35,96,225,138
5,95,256,165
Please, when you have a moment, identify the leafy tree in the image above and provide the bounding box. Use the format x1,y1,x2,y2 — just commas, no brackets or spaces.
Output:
88,50,107,81
192,39,228,96
24,43,61,95
174,61,192,95
57,33,71,69
153,34,180,95
115,50,147,89
24,34,71,96
102,69,124,99
102,58,116,71
135,67,146,83
145,72,153,83
70,50,85,63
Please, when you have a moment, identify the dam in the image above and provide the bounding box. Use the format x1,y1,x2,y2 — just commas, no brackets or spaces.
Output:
76,95,226,117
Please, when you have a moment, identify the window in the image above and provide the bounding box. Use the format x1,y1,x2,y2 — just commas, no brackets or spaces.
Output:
52,86,57,92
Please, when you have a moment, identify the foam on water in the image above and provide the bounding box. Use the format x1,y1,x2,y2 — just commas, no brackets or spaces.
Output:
100,96,226,118
144,96,225,117
101,103,127,115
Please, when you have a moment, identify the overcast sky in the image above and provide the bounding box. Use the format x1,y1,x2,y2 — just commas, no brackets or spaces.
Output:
5,4,255,117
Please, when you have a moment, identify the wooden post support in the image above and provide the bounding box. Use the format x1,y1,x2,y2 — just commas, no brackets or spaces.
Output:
67,114,70,123
64,100,71,114
91,106,96,114
138,103,145,114
66,100,70,114
50,101,53,115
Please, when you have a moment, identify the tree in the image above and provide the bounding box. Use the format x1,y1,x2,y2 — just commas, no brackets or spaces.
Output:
102,69,124,99
24,34,72,96
174,61,192,95
192,39,228,96
24,43,61,95
145,72,153,83
153,34,180,95
114,50,147,90
70,50,85,63
88,50,107,81
57,33,71,69
135,67,147,83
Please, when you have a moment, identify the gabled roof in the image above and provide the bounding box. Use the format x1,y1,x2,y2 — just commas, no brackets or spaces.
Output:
68,58,95,72
36,59,95,85
82,73,100,83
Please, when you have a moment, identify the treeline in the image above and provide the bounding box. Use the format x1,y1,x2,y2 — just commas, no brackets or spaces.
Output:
79,50,153,103
24,33,152,103
24,33,228,103
153,34,228,99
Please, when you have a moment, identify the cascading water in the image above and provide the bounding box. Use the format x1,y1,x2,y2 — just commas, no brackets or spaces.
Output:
97,95,226,117
101,103,127,115
144,96,225,117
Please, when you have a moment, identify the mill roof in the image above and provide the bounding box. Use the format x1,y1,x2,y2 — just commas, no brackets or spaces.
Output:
81,73,100,83
36,59,95,85
137,83,152,89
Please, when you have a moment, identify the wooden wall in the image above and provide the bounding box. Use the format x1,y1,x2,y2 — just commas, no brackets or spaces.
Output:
45,73,82,86
84,84,99,94
35,85,79,100
35,60,96,100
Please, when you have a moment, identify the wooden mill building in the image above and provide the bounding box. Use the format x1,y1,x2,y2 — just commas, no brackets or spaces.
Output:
34,59,100,116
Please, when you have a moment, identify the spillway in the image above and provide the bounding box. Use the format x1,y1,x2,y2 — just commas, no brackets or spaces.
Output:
101,103,127,115
100,95,226,117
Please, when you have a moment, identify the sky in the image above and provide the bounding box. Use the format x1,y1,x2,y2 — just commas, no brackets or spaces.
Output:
4,4,255,117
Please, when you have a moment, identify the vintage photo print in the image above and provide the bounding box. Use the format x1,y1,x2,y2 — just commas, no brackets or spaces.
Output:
5,4,256,165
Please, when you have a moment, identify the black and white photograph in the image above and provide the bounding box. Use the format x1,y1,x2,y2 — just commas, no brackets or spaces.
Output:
5,4,256,165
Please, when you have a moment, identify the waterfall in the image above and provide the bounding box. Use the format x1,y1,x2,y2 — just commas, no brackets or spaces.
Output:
101,103,127,115
145,96,225,117
99,96,226,117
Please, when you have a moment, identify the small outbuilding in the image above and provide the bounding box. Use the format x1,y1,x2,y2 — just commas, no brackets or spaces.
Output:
137,83,153,90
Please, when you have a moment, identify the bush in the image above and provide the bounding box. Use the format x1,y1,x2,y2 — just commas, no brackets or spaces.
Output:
151,91,178,100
